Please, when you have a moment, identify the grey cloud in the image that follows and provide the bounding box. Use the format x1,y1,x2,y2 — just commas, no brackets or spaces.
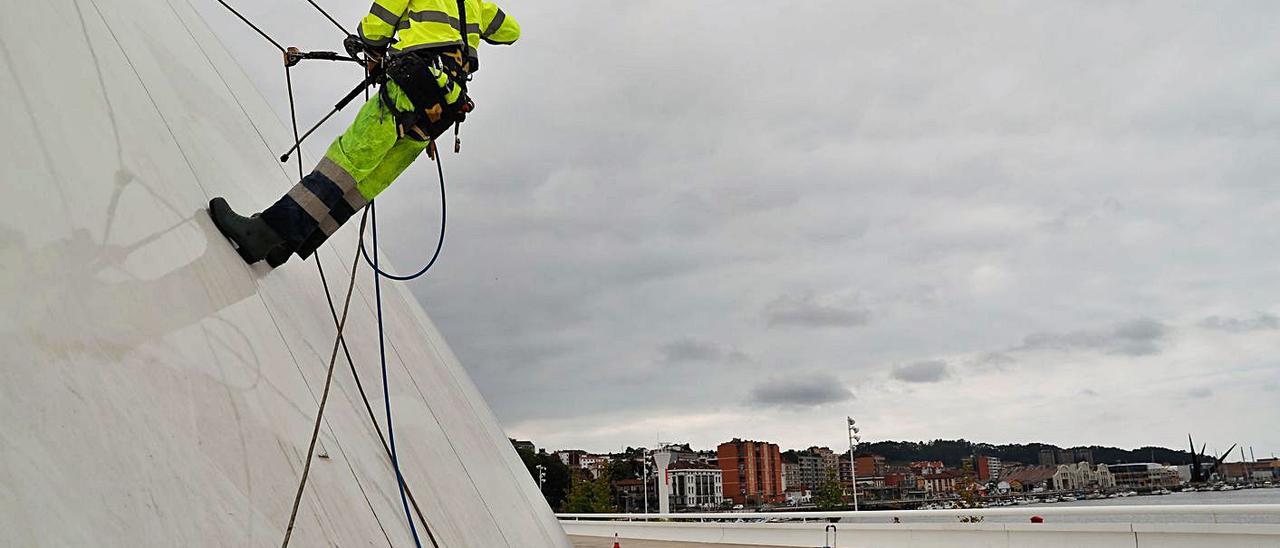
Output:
892,284,945,308
202,2,1280,454
1079,389,1100,398
968,352,1016,372
749,375,854,408
765,294,871,328
660,338,729,363
1018,318,1167,356
891,360,950,383
1187,387,1214,399
1199,314,1280,333
1044,199,1124,232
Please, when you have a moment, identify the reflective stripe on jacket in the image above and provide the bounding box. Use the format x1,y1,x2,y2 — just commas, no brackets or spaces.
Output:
359,0,520,67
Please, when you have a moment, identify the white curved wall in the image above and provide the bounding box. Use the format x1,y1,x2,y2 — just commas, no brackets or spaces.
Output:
0,0,568,545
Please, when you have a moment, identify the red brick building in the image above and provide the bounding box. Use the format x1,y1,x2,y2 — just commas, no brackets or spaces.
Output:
855,454,886,478
975,456,1002,482
841,454,887,486
717,439,783,505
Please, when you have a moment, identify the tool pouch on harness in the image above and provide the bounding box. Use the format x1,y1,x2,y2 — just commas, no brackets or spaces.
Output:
380,52,467,142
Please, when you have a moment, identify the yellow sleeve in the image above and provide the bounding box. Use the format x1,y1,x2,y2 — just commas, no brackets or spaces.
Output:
359,0,409,47
478,2,520,45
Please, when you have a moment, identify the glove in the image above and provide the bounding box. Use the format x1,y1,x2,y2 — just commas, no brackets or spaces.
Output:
343,34,365,58
345,34,387,59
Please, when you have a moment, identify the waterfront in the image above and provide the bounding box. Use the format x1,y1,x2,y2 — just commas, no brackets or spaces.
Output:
571,539,760,548
563,500,1280,547
840,488,1280,524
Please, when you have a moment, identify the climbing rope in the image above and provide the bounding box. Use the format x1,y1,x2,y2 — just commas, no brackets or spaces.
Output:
280,208,366,547
299,0,346,35
208,2,445,547
212,0,285,52
314,258,437,540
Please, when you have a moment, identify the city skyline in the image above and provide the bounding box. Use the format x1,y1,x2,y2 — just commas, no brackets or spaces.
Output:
534,436,1278,512
525,435,1273,465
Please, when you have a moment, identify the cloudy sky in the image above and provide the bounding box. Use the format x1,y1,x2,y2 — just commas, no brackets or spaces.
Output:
199,1,1280,458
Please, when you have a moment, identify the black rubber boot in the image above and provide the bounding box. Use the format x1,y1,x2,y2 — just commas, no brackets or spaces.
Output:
208,197,290,267
264,245,292,268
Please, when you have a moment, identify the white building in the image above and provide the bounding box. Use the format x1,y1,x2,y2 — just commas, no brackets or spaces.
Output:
554,450,585,468
668,461,724,509
783,462,801,491
579,454,608,478
1053,462,1115,491
784,489,812,506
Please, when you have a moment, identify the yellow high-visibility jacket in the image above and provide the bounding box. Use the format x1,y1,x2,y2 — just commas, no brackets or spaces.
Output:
358,0,520,69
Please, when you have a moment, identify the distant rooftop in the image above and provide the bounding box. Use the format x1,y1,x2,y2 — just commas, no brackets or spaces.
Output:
670,461,720,471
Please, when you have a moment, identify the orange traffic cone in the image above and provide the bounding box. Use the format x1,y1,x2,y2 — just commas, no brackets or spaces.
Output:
612,532,621,548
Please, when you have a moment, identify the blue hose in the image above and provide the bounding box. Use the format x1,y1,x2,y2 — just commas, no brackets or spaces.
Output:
372,201,424,548
360,153,446,281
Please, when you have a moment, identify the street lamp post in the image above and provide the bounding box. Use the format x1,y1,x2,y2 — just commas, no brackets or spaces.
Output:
847,416,861,511
643,448,650,514
536,463,546,493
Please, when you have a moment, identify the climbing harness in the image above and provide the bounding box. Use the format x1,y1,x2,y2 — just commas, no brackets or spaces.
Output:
379,51,468,143
208,1,476,546
453,0,472,153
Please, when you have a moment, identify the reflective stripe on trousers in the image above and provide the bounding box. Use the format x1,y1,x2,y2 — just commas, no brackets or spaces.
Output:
260,82,429,258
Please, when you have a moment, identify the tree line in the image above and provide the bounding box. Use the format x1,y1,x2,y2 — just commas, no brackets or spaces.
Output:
857,439,1194,466
513,443,620,513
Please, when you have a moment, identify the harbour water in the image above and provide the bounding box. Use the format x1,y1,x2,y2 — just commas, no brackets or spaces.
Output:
842,488,1280,524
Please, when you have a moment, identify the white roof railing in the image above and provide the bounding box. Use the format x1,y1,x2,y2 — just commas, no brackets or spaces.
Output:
559,504,1280,521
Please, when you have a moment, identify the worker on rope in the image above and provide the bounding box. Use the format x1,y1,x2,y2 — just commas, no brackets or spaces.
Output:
209,0,520,268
